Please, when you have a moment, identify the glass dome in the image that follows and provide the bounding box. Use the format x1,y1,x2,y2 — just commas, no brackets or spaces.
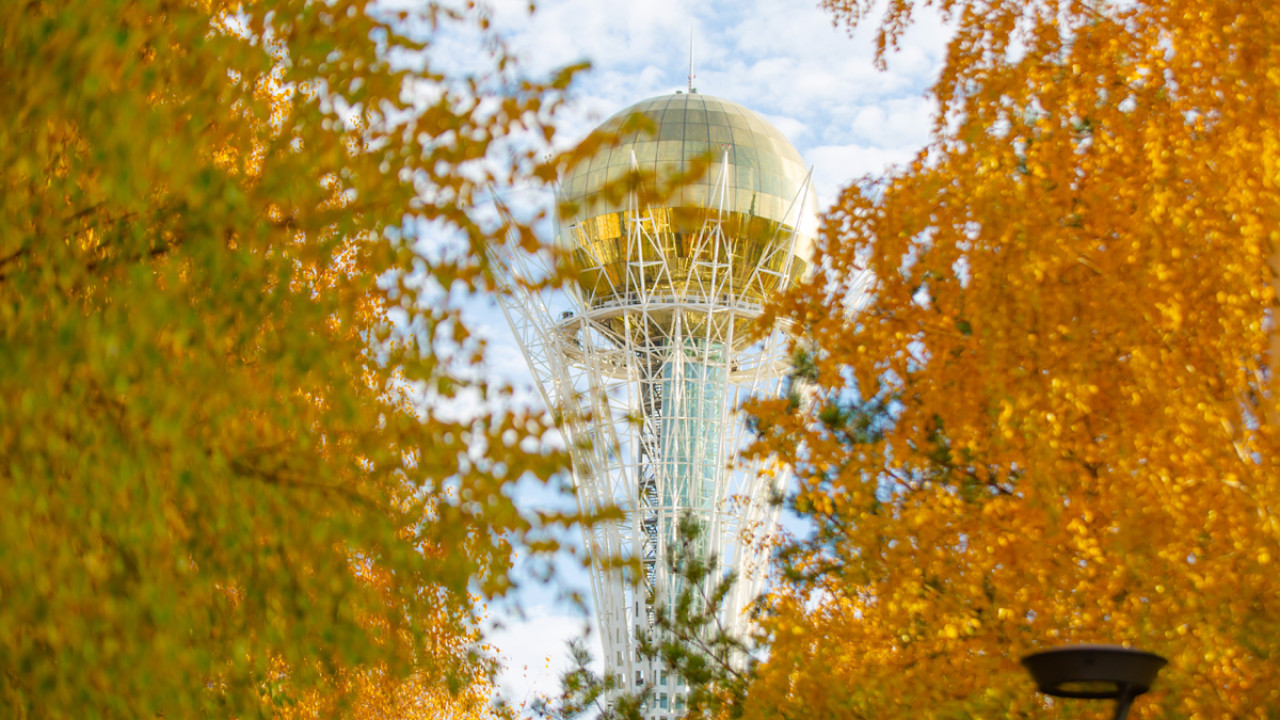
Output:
556,92,815,313
559,92,816,227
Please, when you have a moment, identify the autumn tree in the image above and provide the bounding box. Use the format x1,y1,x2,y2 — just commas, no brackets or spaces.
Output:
0,1,577,717
745,0,1280,717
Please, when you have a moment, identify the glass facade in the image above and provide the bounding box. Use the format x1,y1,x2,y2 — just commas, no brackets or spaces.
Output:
658,342,726,514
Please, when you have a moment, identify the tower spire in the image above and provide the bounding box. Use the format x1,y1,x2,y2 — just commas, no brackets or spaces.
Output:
688,28,695,93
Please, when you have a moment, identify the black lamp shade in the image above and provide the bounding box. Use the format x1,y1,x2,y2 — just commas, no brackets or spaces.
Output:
1021,645,1167,699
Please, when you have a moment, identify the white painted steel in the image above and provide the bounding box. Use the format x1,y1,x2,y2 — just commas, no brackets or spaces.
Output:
493,151,811,718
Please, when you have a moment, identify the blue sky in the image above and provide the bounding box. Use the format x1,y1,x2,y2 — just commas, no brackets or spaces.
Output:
435,0,954,707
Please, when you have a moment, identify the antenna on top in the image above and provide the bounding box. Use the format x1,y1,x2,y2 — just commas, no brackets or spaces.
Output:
688,28,696,93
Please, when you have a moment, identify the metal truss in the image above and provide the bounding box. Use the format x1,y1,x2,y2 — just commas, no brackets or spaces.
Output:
493,152,812,716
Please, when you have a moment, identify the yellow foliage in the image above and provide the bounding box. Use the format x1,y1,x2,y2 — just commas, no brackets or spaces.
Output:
0,1,577,718
748,0,1280,717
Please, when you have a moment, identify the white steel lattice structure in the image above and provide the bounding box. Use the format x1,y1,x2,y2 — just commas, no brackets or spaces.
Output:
494,92,815,717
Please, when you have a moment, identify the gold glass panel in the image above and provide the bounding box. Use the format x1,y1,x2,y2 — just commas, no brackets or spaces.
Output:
558,92,817,310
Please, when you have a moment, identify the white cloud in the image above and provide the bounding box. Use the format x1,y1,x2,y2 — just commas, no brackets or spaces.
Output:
808,143,917,205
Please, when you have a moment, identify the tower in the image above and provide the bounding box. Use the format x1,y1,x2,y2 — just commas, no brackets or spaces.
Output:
495,91,815,716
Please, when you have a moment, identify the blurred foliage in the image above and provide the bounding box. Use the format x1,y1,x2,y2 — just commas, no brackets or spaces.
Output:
747,0,1280,717
0,0,583,717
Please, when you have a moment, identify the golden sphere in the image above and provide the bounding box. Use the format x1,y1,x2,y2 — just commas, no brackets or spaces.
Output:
557,92,815,310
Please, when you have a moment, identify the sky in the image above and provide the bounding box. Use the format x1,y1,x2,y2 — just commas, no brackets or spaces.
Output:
434,0,955,708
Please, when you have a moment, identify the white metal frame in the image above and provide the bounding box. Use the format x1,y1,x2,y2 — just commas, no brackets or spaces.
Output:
493,152,813,716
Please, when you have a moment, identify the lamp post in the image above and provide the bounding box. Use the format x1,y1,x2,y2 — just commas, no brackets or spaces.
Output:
1021,645,1167,720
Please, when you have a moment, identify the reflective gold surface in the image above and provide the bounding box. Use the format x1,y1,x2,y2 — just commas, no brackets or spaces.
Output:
558,93,815,309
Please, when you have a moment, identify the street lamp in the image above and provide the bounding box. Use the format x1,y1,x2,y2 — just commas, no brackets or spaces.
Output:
1022,645,1167,720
